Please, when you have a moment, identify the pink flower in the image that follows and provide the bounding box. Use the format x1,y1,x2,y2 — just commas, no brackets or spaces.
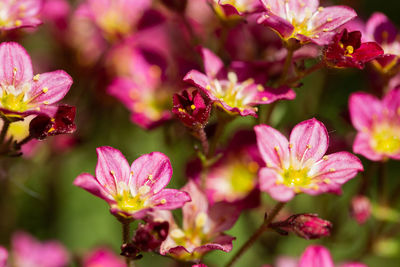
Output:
298,245,367,267
323,29,383,69
0,247,7,267
11,231,69,267
0,0,42,31
365,12,400,72
255,118,363,202
350,195,372,224
214,0,262,17
258,0,357,45
107,50,173,130
74,146,191,220
151,182,239,262
349,89,400,161
83,248,126,267
0,42,73,118
184,47,295,117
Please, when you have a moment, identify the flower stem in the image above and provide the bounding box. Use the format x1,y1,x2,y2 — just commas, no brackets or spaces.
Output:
207,111,233,158
283,61,325,86
197,127,209,156
0,118,10,147
225,202,286,267
121,220,135,267
278,47,295,85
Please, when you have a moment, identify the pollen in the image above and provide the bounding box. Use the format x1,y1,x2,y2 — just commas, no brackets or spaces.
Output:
33,74,40,81
306,144,312,149
206,85,211,90
110,170,115,175
323,178,331,184
322,155,329,160
257,85,264,91
327,17,333,22
15,20,22,27
346,45,354,54
43,101,49,105
318,7,324,12
329,168,336,172
160,199,166,204
148,174,154,181
262,96,269,101
274,146,280,151
312,185,319,190
323,28,329,32
178,108,185,113
42,87,48,93
190,104,196,110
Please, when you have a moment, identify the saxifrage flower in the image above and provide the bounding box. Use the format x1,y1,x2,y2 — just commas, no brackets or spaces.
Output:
0,42,73,118
0,0,43,31
184,47,295,117
255,118,363,202
74,146,191,219
257,0,357,45
349,89,400,161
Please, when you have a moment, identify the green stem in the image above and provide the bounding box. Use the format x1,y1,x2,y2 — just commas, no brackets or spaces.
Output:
377,161,388,206
121,220,135,267
0,118,10,147
207,112,233,158
225,202,286,267
277,47,295,86
282,61,325,86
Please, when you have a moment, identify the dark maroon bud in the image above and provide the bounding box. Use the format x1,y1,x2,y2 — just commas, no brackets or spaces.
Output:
132,221,169,252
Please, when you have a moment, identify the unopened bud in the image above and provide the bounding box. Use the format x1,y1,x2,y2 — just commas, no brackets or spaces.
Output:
350,195,371,224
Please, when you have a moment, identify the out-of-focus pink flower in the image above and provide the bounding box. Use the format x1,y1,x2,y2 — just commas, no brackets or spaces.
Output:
350,195,372,225
365,12,400,73
324,29,383,69
83,248,126,267
188,131,262,208
74,146,191,220
107,50,173,130
172,89,212,130
214,0,262,17
0,42,73,118
184,47,295,117
0,246,7,267
349,89,400,161
255,118,363,202
257,0,357,45
192,264,207,267
151,181,239,262
273,213,332,240
0,0,43,31
41,0,70,31
12,231,69,267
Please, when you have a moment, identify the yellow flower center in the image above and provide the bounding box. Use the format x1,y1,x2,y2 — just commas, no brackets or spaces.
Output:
114,183,151,213
371,125,400,155
230,162,257,195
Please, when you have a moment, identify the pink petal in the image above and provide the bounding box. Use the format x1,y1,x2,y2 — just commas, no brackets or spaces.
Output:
150,189,191,210
208,202,240,233
260,0,286,17
29,70,73,105
253,86,296,105
73,173,114,202
194,234,235,254
352,42,384,62
353,132,384,161
183,70,211,92
0,42,33,87
349,92,382,131
182,181,208,230
0,246,7,267
95,146,131,190
311,6,357,37
299,245,334,267
366,12,398,44
257,13,294,39
200,47,225,78
254,124,290,169
289,118,329,164
310,152,363,185
107,78,136,110
131,152,172,194
259,168,295,202
383,87,400,113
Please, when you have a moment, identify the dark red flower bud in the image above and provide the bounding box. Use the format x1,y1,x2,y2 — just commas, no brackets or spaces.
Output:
324,29,384,69
273,213,332,240
172,89,211,129
120,243,142,260
350,195,371,225
29,105,76,140
132,221,169,252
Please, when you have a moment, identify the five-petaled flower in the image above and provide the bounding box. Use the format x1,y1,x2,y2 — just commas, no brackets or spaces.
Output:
324,29,383,69
151,181,239,262
74,146,191,219
184,47,295,117
257,0,357,45
0,0,43,31
349,89,400,161
0,42,73,118
255,118,363,202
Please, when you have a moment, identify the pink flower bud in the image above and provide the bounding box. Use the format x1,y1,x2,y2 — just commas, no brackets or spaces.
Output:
350,195,372,224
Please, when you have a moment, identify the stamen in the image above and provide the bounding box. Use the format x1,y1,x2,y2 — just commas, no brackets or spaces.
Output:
170,229,185,239
33,74,40,81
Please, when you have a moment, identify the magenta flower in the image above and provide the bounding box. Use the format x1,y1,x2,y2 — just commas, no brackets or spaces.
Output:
184,47,295,117
0,42,73,117
349,89,400,161
83,248,126,267
298,245,367,267
324,29,383,69
214,0,262,17
255,118,363,202
258,0,357,45
365,12,400,72
11,231,69,267
107,50,172,130
151,182,239,262
131,221,169,252
350,195,372,225
0,247,7,267
74,146,191,219
0,0,42,31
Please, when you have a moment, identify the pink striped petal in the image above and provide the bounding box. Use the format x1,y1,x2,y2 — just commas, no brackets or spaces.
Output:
95,146,131,190
255,124,290,169
150,189,191,210
0,42,33,87
353,132,384,161
299,245,334,267
29,70,73,105
200,47,225,78
131,152,172,194
383,87,400,113
183,70,211,92
311,6,357,36
349,92,382,131
257,13,294,39
182,181,208,230
289,118,329,165
73,173,114,202
259,168,295,202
